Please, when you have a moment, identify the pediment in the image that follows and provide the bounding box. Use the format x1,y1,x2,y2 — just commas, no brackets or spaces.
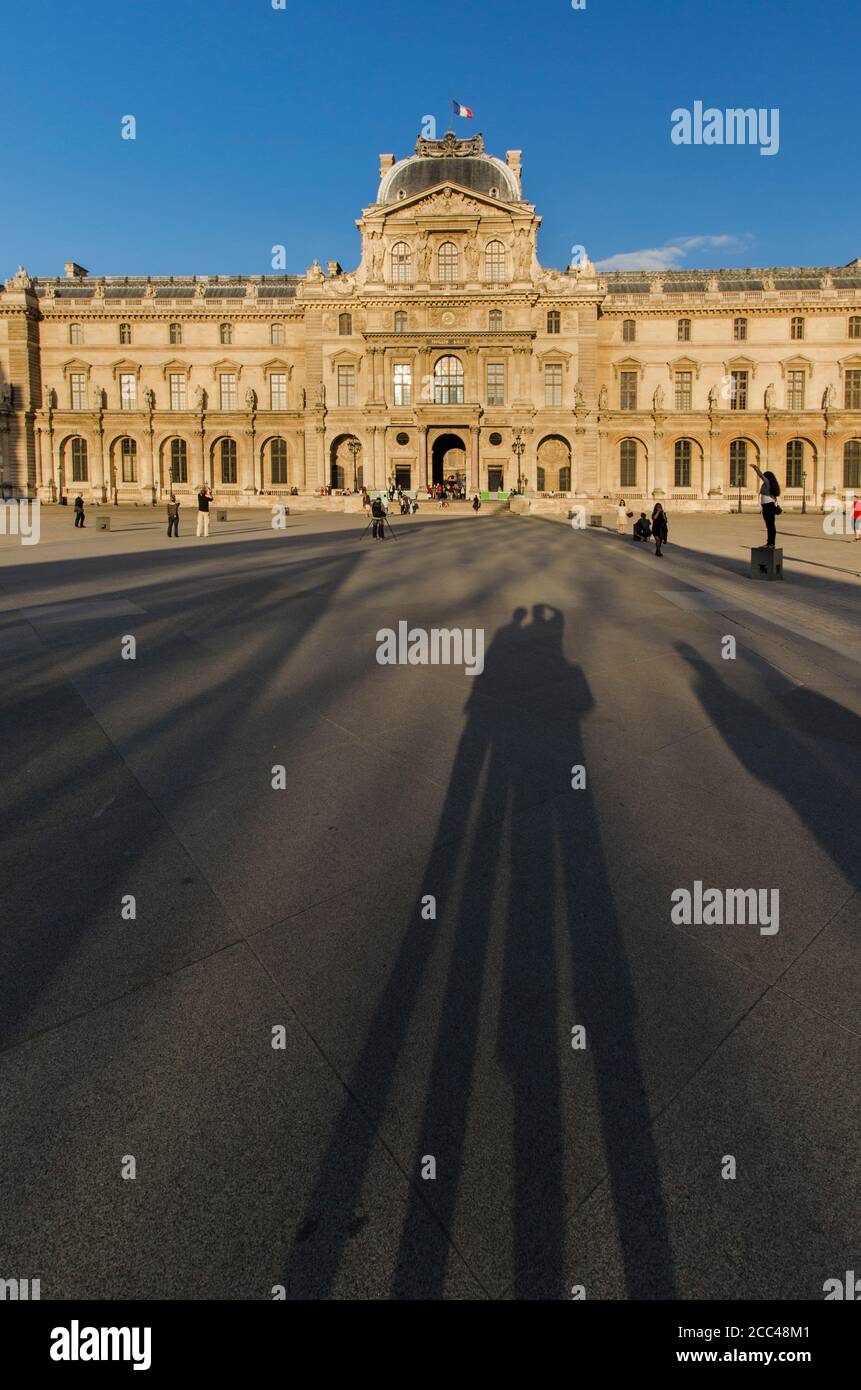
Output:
210,358,243,380
160,358,188,378
369,183,519,223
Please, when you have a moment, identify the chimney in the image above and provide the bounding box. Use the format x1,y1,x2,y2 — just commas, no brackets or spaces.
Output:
64,262,89,279
379,153,395,179
506,150,522,184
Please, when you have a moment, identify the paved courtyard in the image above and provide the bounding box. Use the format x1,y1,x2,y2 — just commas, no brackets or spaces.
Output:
1,502,859,1299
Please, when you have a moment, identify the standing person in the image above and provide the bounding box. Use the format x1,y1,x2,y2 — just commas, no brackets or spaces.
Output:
472,494,481,512
73,493,85,528
853,494,861,542
752,464,781,547
196,484,212,538
166,492,180,538
651,502,669,557
617,499,631,535
370,494,386,540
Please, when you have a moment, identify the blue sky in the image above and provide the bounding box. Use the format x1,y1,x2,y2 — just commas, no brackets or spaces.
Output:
2,0,857,279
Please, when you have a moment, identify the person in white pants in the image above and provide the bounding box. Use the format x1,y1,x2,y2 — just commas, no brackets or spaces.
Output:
196,485,212,537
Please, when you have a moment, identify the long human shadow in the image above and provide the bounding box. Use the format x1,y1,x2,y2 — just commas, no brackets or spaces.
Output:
676,642,861,890
282,605,676,1299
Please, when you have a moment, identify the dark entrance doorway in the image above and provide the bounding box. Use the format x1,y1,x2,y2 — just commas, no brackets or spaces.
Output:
431,432,467,491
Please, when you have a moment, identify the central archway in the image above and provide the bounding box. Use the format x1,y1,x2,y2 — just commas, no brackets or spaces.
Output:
431,432,466,488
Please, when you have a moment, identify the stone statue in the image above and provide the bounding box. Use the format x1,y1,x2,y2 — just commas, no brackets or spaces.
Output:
300,387,307,409
195,384,207,411
573,380,586,409
822,384,836,411
514,230,532,278
464,233,481,280
245,387,257,411
416,236,432,280
144,387,156,413
316,382,326,406
764,382,775,411
306,259,325,282
43,384,54,411
598,385,609,411
653,385,664,412
195,279,207,298
0,383,12,409
92,384,103,411
708,384,719,410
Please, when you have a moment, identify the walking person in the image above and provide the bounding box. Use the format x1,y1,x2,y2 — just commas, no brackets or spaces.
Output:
853,494,861,542
752,464,781,547
651,502,669,556
196,484,213,538
472,494,481,513
617,499,631,535
73,493,85,528
166,492,180,538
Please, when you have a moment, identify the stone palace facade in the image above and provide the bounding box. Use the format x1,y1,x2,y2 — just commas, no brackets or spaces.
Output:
1,130,860,509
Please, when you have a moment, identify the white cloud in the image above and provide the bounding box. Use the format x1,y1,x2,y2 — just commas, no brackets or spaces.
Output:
594,234,752,272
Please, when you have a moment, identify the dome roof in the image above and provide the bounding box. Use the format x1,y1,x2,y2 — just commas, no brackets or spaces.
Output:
378,132,521,206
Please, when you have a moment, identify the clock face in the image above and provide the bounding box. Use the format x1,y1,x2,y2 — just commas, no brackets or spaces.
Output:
442,311,455,326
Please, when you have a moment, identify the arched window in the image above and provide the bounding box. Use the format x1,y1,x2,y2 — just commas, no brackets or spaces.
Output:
391,242,412,284
338,313,352,336
270,323,285,345
270,438,288,484
622,319,636,343
433,356,464,405
729,439,748,488
484,240,506,282
677,318,691,343
120,437,137,482
786,439,804,488
220,323,232,345
169,323,182,346
547,310,561,334
438,242,459,283
70,437,88,481
850,316,861,340
394,310,407,333
170,438,188,483
220,438,238,484
620,439,637,486
489,308,502,331
69,324,83,346
674,439,692,487
844,440,861,489
119,323,132,346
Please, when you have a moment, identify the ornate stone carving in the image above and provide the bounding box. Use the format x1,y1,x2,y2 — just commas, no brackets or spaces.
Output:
464,233,481,280
414,130,484,158
363,234,384,282
245,387,257,411
822,384,836,411
653,385,664,411
306,259,325,283
194,279,207,299
143,387,156,413
92,384,104,411
416,234,432,280
764,382,775,411
195,384,207,411
598,385,609,411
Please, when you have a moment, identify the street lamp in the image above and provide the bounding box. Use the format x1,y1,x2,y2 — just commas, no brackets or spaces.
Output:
347,437,361,493
801,469,807,515
512,431,526,492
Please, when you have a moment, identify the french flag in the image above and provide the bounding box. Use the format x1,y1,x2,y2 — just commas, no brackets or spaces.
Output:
452,99,474,118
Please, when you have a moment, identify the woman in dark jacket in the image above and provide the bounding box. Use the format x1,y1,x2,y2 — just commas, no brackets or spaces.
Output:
651,502,668,556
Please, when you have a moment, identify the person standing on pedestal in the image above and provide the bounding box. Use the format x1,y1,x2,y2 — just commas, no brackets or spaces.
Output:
753,464,781,547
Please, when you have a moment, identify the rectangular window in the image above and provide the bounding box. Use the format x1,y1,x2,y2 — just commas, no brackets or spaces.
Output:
219,373,237,410
120,373,137,410
270,373,288,409
787,370,805,411
70,373,87,410
393,363,412,407
169,373,187,410
730,370,748,410
845,370,861,410
270,323,285,345
675,371,692,412
620,371,638,410
486,362,505,406
545,364,562,406
70,324,83,346
337,364,356,406
678,319,691,342
733,317,748,342
791,316,805,341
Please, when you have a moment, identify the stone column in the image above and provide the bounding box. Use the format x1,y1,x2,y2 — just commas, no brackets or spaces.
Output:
198,427,207,488
822,425,836,500
372,426,384,487
470,425,480,491
142,424,155,500
418,425,428,487
701,434,711,498
95,421,107,502
295,430,306,491
242,425,256,494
